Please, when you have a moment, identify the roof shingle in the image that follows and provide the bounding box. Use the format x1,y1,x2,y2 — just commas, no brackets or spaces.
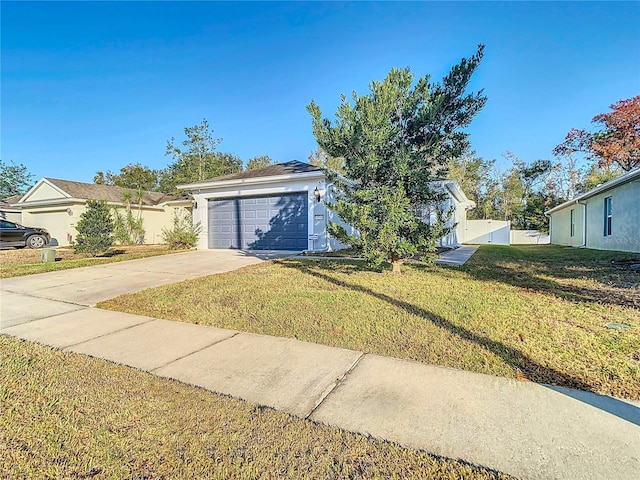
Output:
41,178,182,206
189,160,322,185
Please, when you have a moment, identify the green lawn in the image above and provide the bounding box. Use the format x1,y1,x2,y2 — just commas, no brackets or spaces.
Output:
100,245,640,400
0,336,510,479
0,245,189,278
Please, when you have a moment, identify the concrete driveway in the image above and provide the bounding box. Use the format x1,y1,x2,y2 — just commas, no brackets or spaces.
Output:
1,250,292,325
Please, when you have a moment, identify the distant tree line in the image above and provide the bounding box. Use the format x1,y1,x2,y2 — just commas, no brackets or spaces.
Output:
445,95,639,233
94,118,275,193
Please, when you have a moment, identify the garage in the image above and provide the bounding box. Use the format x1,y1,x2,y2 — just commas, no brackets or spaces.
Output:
208,192,308,250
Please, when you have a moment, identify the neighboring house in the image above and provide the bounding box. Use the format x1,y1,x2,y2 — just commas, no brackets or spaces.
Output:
178,160,476,252
0,195,23,223
16,178,191,246
545,168,640,253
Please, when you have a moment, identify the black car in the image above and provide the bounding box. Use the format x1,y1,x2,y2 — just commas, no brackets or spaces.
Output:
0,220,51,249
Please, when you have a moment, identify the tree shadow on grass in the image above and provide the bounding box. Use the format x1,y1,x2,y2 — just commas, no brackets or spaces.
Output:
460,262,638,310
276,259,592,390
276,258,640,425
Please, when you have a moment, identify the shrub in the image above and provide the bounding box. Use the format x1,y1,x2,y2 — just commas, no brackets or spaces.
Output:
73,200,114,256
162,209,201,250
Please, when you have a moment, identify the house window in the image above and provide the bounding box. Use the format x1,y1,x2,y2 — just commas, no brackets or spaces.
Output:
570,209,575,237
604,197,612,236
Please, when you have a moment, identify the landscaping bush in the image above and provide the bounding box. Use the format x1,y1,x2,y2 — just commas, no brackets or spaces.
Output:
162,210,201,250
73,200,114,256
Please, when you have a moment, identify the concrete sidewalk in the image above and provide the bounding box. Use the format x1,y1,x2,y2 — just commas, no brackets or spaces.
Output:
2,250,639,479
435,245,479,266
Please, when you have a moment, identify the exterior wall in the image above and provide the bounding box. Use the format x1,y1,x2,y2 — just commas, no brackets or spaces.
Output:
465,220,511,245
20,203,180,247
110,205,179,245
21,205,80,246
0,209,23,223
550,180,639,253
190,176,328,251
549,205,584,247
585,182,639,252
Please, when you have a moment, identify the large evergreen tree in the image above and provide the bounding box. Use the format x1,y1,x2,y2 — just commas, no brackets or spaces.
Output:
307,46,486,273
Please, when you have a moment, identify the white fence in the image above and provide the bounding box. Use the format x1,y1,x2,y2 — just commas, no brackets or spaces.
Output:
464,219,550,245
510,230,550,245
465,220,511,245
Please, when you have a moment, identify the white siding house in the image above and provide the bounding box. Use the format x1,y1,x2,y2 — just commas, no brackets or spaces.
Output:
545,168,640,253
179,161,476,252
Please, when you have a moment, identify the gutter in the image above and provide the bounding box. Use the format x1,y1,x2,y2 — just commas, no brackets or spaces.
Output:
177,170,325,191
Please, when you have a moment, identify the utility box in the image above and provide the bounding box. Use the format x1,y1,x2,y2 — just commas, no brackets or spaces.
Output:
41,248,56,263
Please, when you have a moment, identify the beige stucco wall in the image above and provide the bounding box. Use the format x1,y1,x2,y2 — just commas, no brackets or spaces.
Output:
550,180,639,253
20,203,184,247
1,210,23,223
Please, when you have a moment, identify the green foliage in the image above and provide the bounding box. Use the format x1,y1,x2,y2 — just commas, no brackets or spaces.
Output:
162,209,201,250
73,200,114,256
308,146,345,173
94,163,159,190
112,208,144,244
307,46,486,272
0,159,35,197
246,155,273,170
445,153,498,219
578,164,622,193
159,119,242,192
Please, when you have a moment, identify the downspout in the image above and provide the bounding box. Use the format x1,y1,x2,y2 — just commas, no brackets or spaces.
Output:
576,199,587,248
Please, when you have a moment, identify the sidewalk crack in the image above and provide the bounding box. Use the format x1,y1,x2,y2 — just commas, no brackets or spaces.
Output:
305,352,366,420
149,332,240,373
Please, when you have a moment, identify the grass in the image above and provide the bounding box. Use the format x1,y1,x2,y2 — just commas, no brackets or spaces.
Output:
0,244,189,278
0,335,510,480
100,245,640,400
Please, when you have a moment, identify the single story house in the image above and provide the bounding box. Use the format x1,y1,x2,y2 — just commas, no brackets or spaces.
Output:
15,178,191,246
545,168,640,253
178,160,476,252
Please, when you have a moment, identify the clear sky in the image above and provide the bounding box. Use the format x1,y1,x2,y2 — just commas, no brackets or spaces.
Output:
2,1,639,184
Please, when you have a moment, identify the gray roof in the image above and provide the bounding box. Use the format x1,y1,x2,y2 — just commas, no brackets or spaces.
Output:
42,178,183,206
1,195,22,206
195,161,322,184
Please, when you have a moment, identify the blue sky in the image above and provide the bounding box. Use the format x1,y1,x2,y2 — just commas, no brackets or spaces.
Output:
2,1,639,184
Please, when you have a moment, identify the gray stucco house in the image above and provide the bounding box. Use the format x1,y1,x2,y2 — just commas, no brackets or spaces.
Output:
178,160,476,252
545,168,640,253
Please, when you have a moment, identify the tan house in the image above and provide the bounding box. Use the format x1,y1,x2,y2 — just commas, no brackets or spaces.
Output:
15,178,191,246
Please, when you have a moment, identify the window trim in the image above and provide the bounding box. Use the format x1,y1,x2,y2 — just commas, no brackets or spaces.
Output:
570,208,575,237
604,197,612,236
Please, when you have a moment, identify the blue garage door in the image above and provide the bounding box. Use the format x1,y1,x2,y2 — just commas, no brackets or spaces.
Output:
208,193,308,250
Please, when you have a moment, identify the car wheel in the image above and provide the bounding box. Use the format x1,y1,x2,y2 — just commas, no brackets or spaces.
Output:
27,235,47,249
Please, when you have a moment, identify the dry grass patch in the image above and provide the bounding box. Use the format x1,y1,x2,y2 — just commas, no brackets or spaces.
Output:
100,245,640,400
0,244,188,278
0,336,509,479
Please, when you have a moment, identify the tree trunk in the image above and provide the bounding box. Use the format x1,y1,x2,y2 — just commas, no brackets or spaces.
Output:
391,256,403,274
